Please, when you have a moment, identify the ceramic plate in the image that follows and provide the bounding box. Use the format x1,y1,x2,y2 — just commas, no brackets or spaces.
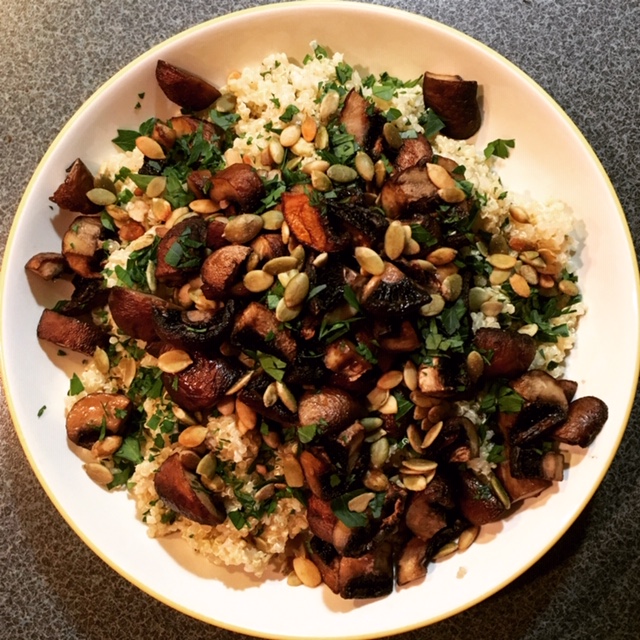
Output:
1,2,639,638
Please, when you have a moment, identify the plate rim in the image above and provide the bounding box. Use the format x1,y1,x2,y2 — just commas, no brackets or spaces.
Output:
1,1,639,638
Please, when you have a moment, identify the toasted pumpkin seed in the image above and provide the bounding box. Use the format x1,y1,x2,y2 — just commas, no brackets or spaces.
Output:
158,349,193,373
427,247,457,266
313,252,328,267
364,427,387,443
291,138,315,157
93,347,110,374
374,159,387,188
189,199,218,215
319,90,340,123
469,287,491,311
196,452,217,479
426,162,456,190
259,209,283,231
355,151,375,182
225,370,254,396
437,186,466,203
314,125,329,150
441,273,463,302
367,386,389,411
384,222,406,260
310,170,333,192
466,351,485,382
421,421,443,449
292,556,322,588
410,390,441,408
178,425,208,449
403,360,418,391
489,268,512,286
401,473,428,491
539,274,556,289
510,272,531,298
348,492,376,513
136,135,165,160
268,139,285,165
403,458,438,473
91,435,123,459
407,424,424,454
327,164,358,184
377,370,403,390
263,256,299,275
519,264,539,285
283,455,305,488
236,399,258,432
490,473,511,509
278,268,299,288
302,159,330,175
433,541,458,560
280,124,301,147
382,122,403,149
84,462,113,486
518,323,539,337
275,297,302,322
378,394,398,415
458,526,480,552
217,396,235,416
214,92,237,113
290,244,306,265
403,238,421,256
558,279,579,297
254,483,276,502
244,269,274,293
287,571,303,587
145,176,167,198
488,253,517,270
364,469,389,492
284,272,310,308
419,293,446,317
86,187,117,206
301,116,317,142
171,404,196,425
509,205,529,224
355,246,385,276
276,381,298,412
262,382,278,408
480,299,504,317
224,214,264,244
360,417,384,430
370,437,390,468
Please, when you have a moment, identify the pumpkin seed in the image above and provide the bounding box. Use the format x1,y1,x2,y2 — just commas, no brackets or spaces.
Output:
466,351,485,382
290,244,306,265
427,247,457,266
284,272,310,308
195,452,217,479
403,238,421,256
519,264,539,285
441,273,463,301
178,425,208,449
509,205,530,224
313,252,328,267
419,293,445,317
403,360,418,391
236,399,258,432
268,139,285,165
283,455,305,488
93,346,110,374
410,390,441,408
319,90,340,123
433,541,458,560
355,151,375,182
384,222,406,260
382,122,403,149
489,268,512,286
348,492,376,513
378,394,398,415
480,299,504,317
146,176,167,198
171,404,197,425
355,246,385,275
426,162,455,190
263,255,299,274
374,159,387,188
364,469,389,492
510,272,531,298
254,483,276,502
370,437,390,468
275,297,302,322
469,287,491,311
314,125,329,150
367,386,389,411
189,199,219,215
401,473,428,491
217,396,235,416
291,138,315,157
327,164,358,184
136,135,165,160
225,370,253,395
407,424,424,454
158,349,193,373
488,253,517,270
421,421,443,448
301,116,317,142
377,370,403,390
558,279,579,297
244,269,274,292
287,571,303,587
403,458,438,473
261,209,284,231
86,187,117,206
91,435,123,459
214,92,237,113
224,214,264,244
84,462,113,486
292,556,322,588
280,124,301,147
263,382,278,408
310,170,333,192
518,323,539,337
364,427,387,444
359,417,384,430
490,473,511,509
538,274,556,289
278,268,299,288
276,381,298,412
437,186,466,203
458,526,480,552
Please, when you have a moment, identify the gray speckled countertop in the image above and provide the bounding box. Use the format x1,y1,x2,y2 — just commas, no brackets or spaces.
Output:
1,1,639,639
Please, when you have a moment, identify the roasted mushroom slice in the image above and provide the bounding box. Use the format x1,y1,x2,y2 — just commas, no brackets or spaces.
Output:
25,252,66,280
338,544,394,599
236,370,298,426
394,134,433,172
339,89,371,148
418,357,469,398
299,449,340,500
65,392,132,448
323,339,373,384
50,158,101,215
457,469,508,525
307,493,340,543
551,396,608,447
156,60,221,111
379,164,438,219
155,216,207,286
200,244,251,300
162,353,241,412
209,163,265,211
154,453,225,526
326,199,389,248
167,115,220,142
53,276,108,317
298,387,365,434
473,327,537,379
37,309,107,355
422,72,481,140
62,216,104,279
495,460,552,503
108,286,169,344
396,536,429,586
508,446,564,481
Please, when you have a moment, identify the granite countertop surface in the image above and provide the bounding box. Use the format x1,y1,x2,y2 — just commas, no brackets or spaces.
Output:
1,1,639,638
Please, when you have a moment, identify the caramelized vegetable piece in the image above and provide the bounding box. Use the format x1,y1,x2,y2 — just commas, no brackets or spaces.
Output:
495,460,551,503
37,309,107,355
422,71,481,139
282,192,346,252
156,60,221,111
154,453,225,525
338,544,394,599
236,370,298,426
168,115,220,142
25,252,66,280
394,134,433,172
339,89,371,147
458,470,507,525
297,387,364,434
155,217,207,285
379,164,438,219
163,353,241,412
306,493,339,543
473,327,537,379
201,244,251,300
209,163,265,211
396,536,429,586
65,392,132,448
62,216,103,279
552,396,608,447
299,449,340,499
50,158,101,215
109,286,169,343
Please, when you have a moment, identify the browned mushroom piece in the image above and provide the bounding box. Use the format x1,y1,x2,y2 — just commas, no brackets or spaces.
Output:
339,89,371,147
205,218,229,250
230,301,298,362
508,445,564,481
394,134,433,172
152,121,178,150
54,276,108,317
299,449,340,500
297,387,365,434
495,460,552,503
457,469,507,525
156,60,221,112
236,370,298,426
551,396,608,447
396,536,429,586
250,233,286,263
308,537,341,594
25,252,67,280
167,115,220,143
162,353,241,412
557,379,579,403
417,357,468,398
50,158,102,215
200,244,251,300
186,169,213,199
422,71,481,140
322,422,366,474
405,475,455,540
473,327,537,379
379,164,438,219
37,308,107,355
338,544,394,599
323,339,373,383
155,216,207,286
209,163,265,211
65,392,132,448
62,216,104,279
154,453,225,526
281,192,347,253
377,320,421,352
307,493,339,543
108,286,169,344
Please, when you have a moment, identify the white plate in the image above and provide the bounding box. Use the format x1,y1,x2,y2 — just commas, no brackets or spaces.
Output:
1,2,639,638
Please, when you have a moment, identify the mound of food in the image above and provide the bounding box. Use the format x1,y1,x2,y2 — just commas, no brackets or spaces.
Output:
27,44,607,599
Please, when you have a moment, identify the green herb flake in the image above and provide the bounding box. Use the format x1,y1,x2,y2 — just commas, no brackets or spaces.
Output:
484,138,515,160
258,352,287,381
68,373,84,396
37,405,46,417
298,424,318,444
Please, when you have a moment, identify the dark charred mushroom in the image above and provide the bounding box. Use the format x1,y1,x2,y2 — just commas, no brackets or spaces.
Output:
209,163,265,211
62,216,103,279
396,536,429,586
473,327,537,379
167,115,220,142
154,453,225,525
394,134,433,172
418,357,469,398
379,164,438,219
25,252,67,280
156,60,221,111
297,387,365,434
307,493,340,543
65,392,132,447
422,72,481,140
551,396,608,447
323,339,373,383
457,469,508,525
37,308,107,355
338,544,394,599
299,449,340,499
236,370,298,426
508,446,564,481
326,199,389,247
495,460,551,503
53,276,108,317
339,89,371,148
108,286,169,344
155,216,207,286
200,244,251,300
50,158,101,215
163,353,241,412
